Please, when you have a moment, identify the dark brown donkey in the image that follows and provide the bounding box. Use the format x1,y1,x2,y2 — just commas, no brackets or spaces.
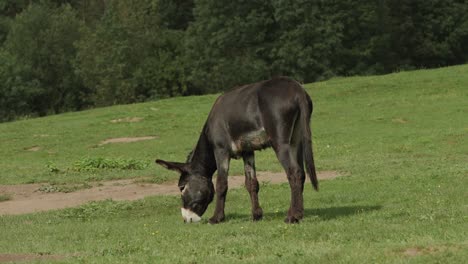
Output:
156,77,318,224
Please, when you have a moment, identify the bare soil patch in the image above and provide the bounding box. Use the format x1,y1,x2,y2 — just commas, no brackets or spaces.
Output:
0,253,65,263
24,146,40,152
98,136,157,146
401,245,456,257
392,118,409,124
403,247,424,256
110,117,143,123
0,171,344,216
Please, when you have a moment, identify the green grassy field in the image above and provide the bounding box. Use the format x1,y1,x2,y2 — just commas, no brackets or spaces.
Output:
1,65,467,263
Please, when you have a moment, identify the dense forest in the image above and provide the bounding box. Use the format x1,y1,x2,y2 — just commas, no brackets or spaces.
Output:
1,0,467,121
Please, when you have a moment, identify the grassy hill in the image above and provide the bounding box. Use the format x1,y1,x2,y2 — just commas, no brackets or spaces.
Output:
0,65,467,263
0,65,466,185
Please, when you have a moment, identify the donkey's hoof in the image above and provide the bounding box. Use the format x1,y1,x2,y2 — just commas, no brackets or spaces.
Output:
252,214,263,221
208,216,225,224
284,216,300,224
252,208,263,221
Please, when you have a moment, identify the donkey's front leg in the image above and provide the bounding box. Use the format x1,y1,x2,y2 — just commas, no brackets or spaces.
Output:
209,149,230,224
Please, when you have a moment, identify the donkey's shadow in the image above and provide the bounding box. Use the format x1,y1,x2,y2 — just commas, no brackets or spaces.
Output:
226,205,382,222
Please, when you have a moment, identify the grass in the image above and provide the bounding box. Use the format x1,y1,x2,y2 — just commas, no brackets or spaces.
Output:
37,182,92,193
0,92,219,185
0,65,467,263
0,194,11,202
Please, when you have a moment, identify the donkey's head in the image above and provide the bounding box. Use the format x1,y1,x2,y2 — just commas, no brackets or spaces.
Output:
155,159,214,223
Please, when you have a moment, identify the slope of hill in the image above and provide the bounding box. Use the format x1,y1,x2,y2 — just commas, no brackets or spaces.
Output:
0,65,466,185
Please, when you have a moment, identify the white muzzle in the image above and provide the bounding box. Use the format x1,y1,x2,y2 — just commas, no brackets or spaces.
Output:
181,208,202,223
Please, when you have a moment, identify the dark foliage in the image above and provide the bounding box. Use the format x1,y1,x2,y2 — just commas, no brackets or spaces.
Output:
1,0,467,121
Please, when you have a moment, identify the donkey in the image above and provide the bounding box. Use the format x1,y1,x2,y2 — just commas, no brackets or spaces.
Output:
156,77,318,224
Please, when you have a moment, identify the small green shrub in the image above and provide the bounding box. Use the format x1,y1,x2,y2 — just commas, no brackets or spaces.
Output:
73,157,149,171
45,161,60,173
38,183,92,193
0,194,12,202
134,175,169,184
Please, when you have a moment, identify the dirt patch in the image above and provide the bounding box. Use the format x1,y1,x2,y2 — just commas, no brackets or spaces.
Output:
227,171,341,187
110,117,143,123
392,118,409,124
403,247,423,256
402,246,448,257
24,146,40,152
99,136,157,146
0,171,345,216
0,184,40,198
445,134,465,145
0,253,65,263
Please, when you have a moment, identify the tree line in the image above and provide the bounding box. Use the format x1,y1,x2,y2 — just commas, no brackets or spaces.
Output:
1,0,467,121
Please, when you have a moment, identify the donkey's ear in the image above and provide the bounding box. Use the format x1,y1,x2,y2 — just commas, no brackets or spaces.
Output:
155,159,187,174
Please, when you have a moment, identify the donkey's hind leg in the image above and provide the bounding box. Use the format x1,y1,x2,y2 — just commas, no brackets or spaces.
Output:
260,98,305,223
265,115,305,223
274,142,305,223
243,152,263,221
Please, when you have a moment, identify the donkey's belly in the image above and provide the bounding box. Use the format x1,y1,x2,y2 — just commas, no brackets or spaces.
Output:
230,128,271,156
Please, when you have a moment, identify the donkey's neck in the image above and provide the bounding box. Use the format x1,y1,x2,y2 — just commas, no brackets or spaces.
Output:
190,127,217,178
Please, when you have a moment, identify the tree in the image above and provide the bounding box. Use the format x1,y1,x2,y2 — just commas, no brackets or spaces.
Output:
157,0,195,30
0,3,85,118
0,50,41,121
75,0,188,106
185,0,275,92
269,0,342,82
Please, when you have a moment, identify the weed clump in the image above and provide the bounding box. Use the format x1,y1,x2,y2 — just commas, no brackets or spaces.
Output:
38,183,92,193
0,194,12,202
73,157,149,171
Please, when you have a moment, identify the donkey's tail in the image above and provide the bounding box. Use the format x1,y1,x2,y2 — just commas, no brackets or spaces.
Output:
298,90,318,191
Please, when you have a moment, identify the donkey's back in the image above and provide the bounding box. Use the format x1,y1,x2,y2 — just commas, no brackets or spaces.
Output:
206,77,313,159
